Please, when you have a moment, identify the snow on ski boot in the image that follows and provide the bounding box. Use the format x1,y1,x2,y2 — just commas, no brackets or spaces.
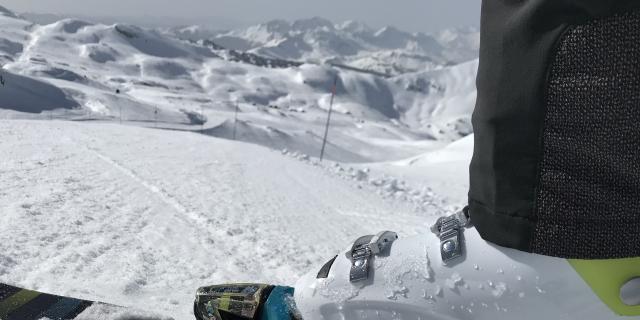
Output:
194,283,300,320
294,209,640,320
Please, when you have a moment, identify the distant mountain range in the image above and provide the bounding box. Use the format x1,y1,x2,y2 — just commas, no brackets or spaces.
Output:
167,18,479,76
20,12,248,30
21,12,479,77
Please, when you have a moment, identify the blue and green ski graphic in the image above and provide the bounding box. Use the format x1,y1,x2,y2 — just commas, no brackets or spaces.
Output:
0,283,101,320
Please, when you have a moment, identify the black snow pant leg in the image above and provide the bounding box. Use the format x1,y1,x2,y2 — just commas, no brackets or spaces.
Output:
469,0,640,259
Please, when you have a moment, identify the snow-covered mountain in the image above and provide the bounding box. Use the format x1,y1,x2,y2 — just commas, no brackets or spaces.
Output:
0,6,478,163
168,18,480,76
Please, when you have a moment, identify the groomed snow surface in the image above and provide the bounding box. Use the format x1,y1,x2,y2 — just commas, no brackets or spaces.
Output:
0,120,470,320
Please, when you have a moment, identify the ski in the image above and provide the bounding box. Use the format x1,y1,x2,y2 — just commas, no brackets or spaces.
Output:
0,282,298,320
0,283,119,320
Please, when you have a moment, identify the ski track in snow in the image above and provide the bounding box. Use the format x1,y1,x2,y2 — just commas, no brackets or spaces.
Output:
0,120,455,320
86,145,208,226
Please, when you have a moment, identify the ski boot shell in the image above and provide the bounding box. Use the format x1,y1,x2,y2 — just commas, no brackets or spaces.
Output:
294,225,640,320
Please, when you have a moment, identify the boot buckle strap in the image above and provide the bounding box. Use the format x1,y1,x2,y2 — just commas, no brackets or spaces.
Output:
348,231,398,283
432,208,471,265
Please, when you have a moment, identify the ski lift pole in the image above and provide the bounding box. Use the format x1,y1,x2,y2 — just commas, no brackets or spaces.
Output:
154,106,158,128
232,101,239,140
116,87,122,124
201,105,204,133
320,75,338,162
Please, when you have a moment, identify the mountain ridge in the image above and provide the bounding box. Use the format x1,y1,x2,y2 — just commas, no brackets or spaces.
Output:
0,7,478,163
168,18,479,76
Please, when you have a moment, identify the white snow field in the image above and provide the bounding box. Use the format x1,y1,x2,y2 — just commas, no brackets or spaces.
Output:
0,120,467,319
0,5,477,320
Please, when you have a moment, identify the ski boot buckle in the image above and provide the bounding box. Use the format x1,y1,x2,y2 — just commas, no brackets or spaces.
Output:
348,231,398,283
432,208,471,265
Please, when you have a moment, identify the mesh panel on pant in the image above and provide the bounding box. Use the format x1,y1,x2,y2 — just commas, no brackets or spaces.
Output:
533,10,640,259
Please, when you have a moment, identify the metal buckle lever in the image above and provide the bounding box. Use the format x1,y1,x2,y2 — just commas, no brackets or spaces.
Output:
439,215,463,263
348,231,398,283
432,208,471,265
349,241,372,282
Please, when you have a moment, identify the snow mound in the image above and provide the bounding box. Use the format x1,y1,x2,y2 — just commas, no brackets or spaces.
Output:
400,134,474,166
366,135,474,203
0,70,78,113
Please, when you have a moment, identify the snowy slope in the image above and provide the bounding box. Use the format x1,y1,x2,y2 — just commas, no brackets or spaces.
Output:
0,7,33,66
366,134,475,205
393,59,478,141
0,69,78,113
0,120,463,320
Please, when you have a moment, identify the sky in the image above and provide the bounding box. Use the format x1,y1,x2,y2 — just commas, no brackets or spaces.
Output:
4,0,481,32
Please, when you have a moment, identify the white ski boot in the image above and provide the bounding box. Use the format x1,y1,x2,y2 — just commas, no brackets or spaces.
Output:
294,210,640,320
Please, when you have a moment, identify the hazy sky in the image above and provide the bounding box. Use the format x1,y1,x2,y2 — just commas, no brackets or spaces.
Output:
4,0,481,32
